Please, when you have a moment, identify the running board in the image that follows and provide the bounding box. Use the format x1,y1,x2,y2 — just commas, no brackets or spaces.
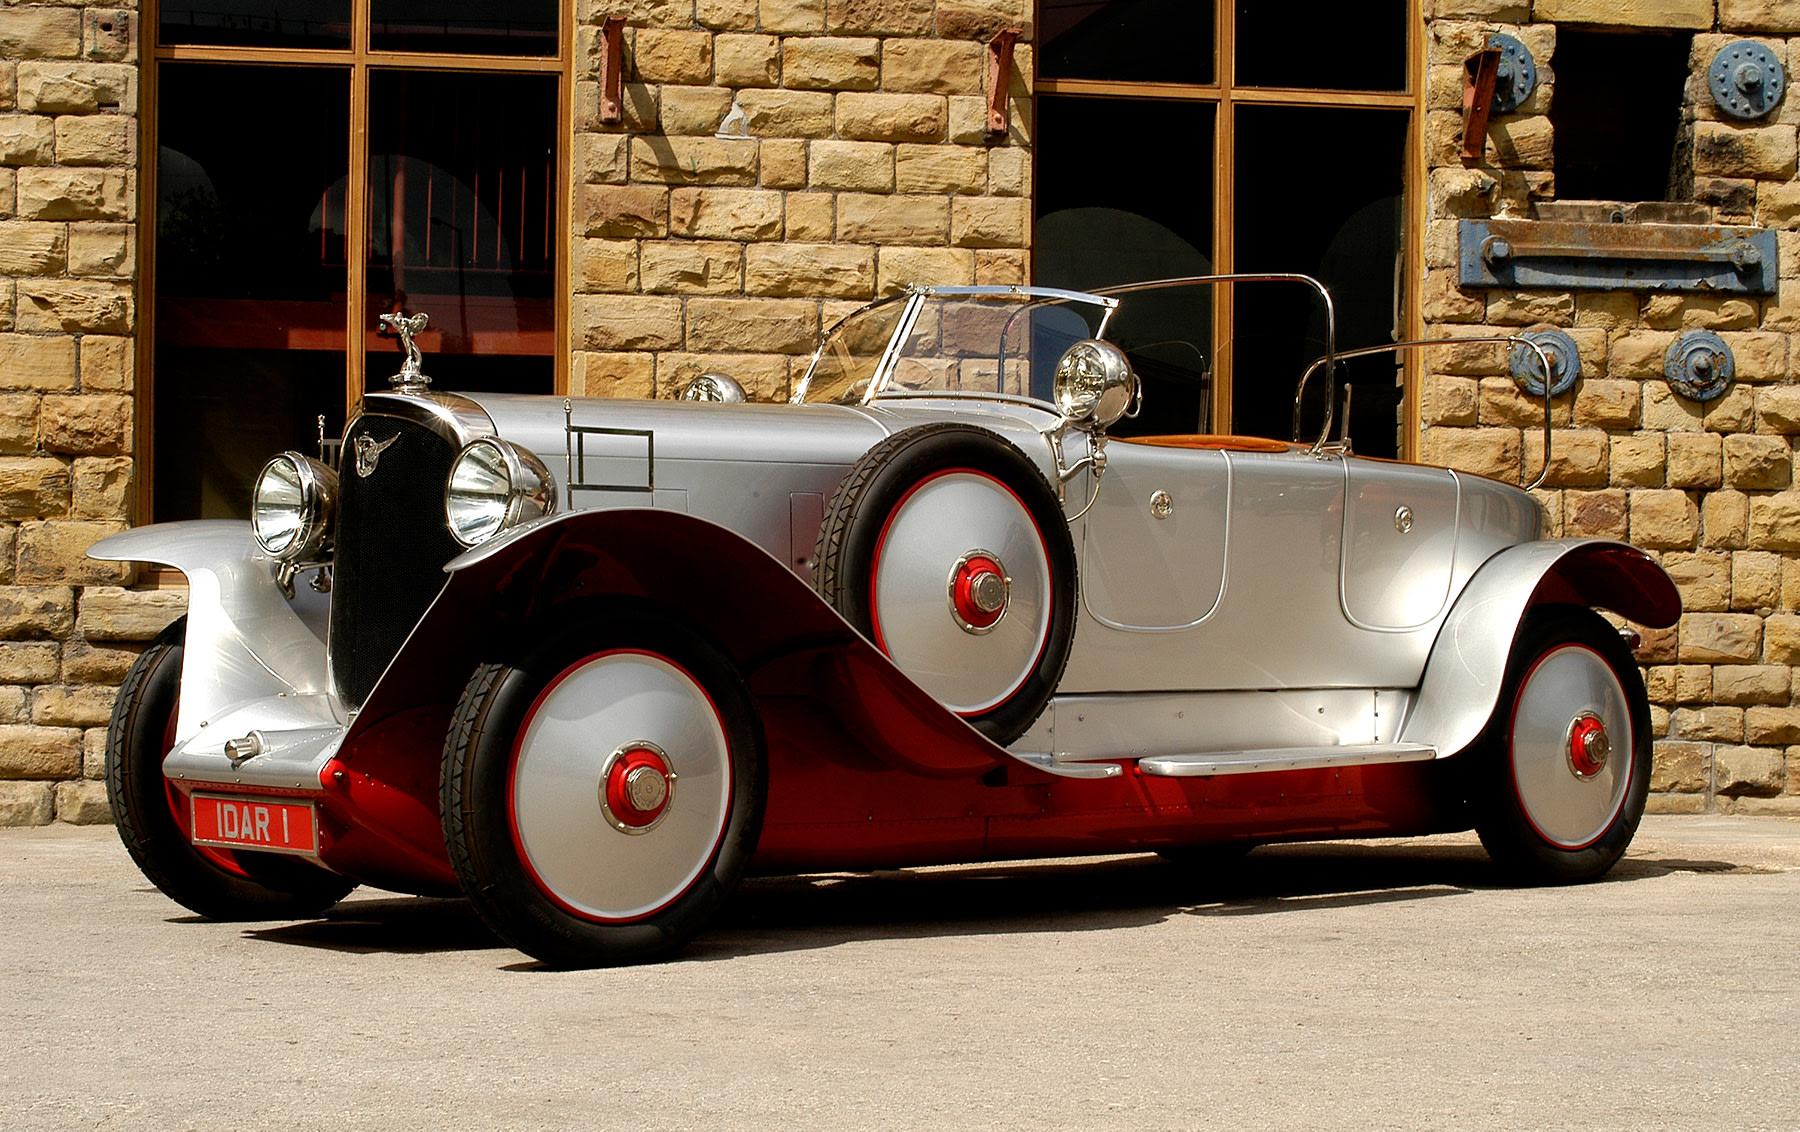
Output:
1009,752,1124,779
1138,743,1438,778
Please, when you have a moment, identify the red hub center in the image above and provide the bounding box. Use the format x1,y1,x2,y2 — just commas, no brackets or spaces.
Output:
601,745,675,833
950,554,1009,632
1567,713,1610,779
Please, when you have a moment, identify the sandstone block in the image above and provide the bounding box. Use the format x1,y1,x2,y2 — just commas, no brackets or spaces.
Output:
783,37,880,91
973,249,1026,285
1641,383,1705,432
951,196,1027,248
1662,551,1731,611
697,0,758,28
1746,706,1800,745
77,334,130,393
67,223,129,278
1674,663,1714,704
1420,375,1478,427
1720,330,1789,383
1666,431,1722,489
1678,612,1762,662
1645,665,1676,704
1484,115,1553,168
1636,622,1679,664
1713,664,1791,704
784,193,834,240
745,243,875,299
837,192,949,244
1759,180,1800,228
0,457,69,520
1418,426,1520,482
1748,492,1800,550
1732,550,1782,611
808,139,894,192
1696,175,1758,219
1530,0,1706,29
638,240,742,294
714,35,780,88
0,114,53,165
1609,330,1678,381
37,394,129,455
53,114,131,166
1721,0,1800,33
31,683,113,727
669,187,784,240
948,93,1029,145
573,239,640,294
1640,294,1760,331
759,0,827,34
735,89,836,139
60,638,134,684
1724,434,1792,490
1694,121,1798,179
1610,433,1664,487
17,280,130,333
0,332,76,390
0,780,52,826
876,245,977,293
15,519,128,583
1715,745,1785,795
827,0,933,35
580,185,668,237
837,92,947,143
579,295,685,351
1763,612,1800,663
1630,489,1697,549
1421,272,1484,324
1523,428,1607,487
0,585,73,638
84,725,105,778
895,144,988,195
0,721,79,777
1702,490,1749,549
759,138,807,189
630,135,760,185
687,298,818,354
1650,740,1709,793
1757,386,1800,434
1703,386,1755,433
1572,379,1639,429
0,10,83,60
571,351,656,400
573,78,658,133
660,86,735,136
1429,167,1498,220
1671,705,1745,742
54,778,108,824
0,641,56,684
631,29,714,85
881,39,984,95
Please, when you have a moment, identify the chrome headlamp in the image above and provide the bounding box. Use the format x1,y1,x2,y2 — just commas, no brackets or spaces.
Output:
251,453,338,561
1054,340,1138,431
445,438,556,548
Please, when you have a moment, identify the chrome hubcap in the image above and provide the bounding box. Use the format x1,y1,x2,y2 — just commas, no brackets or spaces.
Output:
1510,644,1632,850
1567,713,1609,779
949,550,1011,633
599,742,677,834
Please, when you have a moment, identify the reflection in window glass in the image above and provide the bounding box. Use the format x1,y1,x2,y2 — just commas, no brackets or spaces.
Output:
365,70,557,394
1234,0,1406,91
155,64,350,520
159,0,351,50
370,0,558,56
1039,0,1214,85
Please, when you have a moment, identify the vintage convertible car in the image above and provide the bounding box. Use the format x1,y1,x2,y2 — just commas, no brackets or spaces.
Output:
93,277,1680,967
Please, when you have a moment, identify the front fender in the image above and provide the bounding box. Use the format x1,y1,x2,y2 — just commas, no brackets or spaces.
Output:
86,521,334,744
350,508,1005,779
1399,538,1679,757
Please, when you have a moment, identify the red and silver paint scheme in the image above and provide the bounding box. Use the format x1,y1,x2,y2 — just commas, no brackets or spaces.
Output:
91,278,1680,965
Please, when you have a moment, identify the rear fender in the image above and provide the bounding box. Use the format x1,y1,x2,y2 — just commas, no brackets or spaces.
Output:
86,521,333,744
350,508,1004,778
1399,539,1679,757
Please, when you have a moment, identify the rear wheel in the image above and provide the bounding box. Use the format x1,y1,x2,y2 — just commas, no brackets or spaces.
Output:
441,605,766,967
1474,607,1650,883
105,618,355,920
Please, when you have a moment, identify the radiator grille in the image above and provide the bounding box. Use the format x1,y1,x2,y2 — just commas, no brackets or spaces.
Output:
329,414,463,708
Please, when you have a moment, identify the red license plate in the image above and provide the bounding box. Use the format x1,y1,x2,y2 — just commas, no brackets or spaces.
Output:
189,794,318,855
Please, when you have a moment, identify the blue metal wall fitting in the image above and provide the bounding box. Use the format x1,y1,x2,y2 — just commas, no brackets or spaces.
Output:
1664,330,1735,402
1509,328,1580,398
1709,41,1785,120
1486,34,1536,114
1460,219,1780,295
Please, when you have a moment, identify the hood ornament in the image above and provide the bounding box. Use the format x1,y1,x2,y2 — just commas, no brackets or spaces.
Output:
378,311,432,393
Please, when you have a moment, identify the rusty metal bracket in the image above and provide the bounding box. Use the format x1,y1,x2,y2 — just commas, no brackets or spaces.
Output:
1665,330,1735,402
987,29,1022,137
1709,40,1785,120
598,16,626,126
1460,218,1780,295
1461,47,1500,161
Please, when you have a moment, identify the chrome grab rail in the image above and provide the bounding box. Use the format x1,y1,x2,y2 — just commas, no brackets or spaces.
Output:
1291,336,1558,491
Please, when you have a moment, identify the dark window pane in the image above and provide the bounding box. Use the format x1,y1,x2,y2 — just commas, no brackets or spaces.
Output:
159,0,350,49
1039,0,1215,85
155,64,350,520
1234,0,1406,91
1551,29,1691,202
1232,105,1407,457
369,0,558,56
366,70,557,394
1037,95,1216,435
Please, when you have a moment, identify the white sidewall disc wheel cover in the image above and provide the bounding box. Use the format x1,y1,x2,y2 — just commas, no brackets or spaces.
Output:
1508,643,1633,850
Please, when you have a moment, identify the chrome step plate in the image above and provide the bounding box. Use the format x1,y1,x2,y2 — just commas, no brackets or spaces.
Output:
1138,743,1438,778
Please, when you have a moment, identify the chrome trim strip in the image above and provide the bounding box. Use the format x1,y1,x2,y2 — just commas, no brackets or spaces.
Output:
1008,752,1124,779
359,391,497,449
1139,742,1437,777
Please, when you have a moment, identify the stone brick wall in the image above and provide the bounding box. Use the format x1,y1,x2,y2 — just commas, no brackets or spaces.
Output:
569,0,1033,401
0,3,151,826
1422,0,1800,814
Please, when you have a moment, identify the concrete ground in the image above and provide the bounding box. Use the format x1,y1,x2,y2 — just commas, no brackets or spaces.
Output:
3,816,1798,1131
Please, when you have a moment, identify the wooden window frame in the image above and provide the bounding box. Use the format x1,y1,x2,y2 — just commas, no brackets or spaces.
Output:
135,0,576,522
1035,0,1426,458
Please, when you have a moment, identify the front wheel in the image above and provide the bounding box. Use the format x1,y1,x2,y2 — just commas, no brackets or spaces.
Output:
1473,607,1651,883
441,605,766,967
106,618,356,920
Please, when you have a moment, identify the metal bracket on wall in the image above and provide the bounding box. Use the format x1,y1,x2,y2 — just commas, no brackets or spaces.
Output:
598,16,626,125
1460,219,1780,294
1485,34,1536,114
1460,47,1501,161
1709,40,1786,120
1664,330,1736,402
1509,328,1580,398
987,29,1022,137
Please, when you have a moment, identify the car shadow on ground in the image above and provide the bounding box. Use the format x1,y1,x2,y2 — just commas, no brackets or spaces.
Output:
238,842,1742,964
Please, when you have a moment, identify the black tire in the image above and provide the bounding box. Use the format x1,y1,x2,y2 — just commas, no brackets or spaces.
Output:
105,618,356,920
1473,607,1651,884
441,603,766,967
815,423,1077,745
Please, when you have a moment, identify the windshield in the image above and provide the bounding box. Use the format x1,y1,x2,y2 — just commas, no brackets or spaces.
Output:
797,291,1110,406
